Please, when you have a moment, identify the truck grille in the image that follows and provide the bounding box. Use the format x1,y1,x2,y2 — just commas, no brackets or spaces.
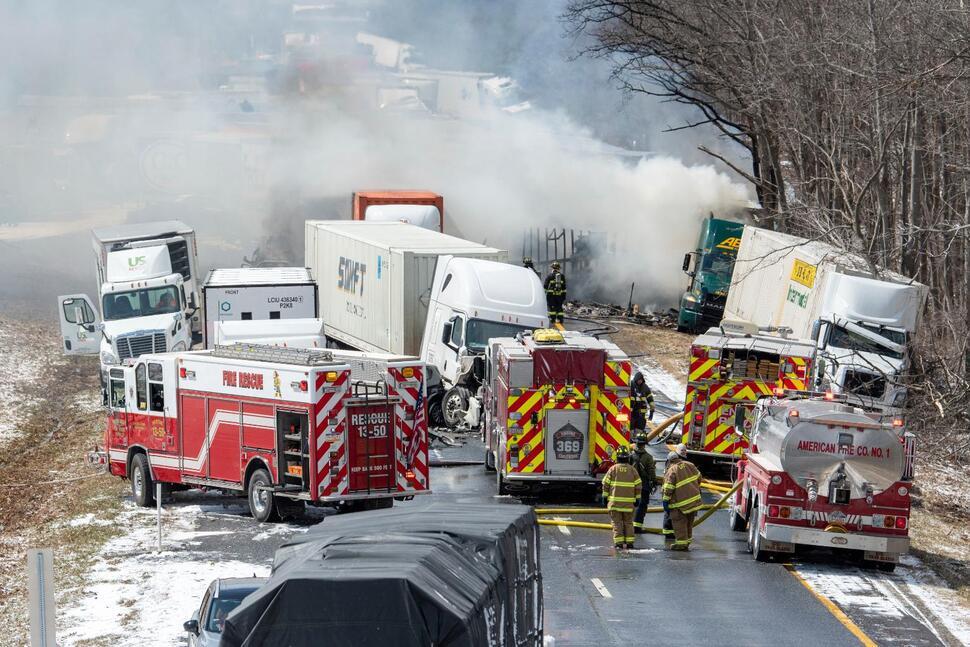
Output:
699,294,727,326
843,370,886,399
117,333,167,360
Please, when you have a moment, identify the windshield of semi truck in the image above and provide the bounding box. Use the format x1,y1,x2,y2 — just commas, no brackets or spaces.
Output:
700,253,735,276
102,286,180,321
465,319,533,351
829,324,905,359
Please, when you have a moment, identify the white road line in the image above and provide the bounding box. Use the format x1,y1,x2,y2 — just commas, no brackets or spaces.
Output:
591,577,612,598
552,517,571,535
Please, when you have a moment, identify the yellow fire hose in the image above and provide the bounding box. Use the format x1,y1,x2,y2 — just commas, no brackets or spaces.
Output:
536,480,743,533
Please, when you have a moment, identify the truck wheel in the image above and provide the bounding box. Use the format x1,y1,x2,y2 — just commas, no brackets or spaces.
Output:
750,505,771,562
442,387,469,428
247,469,279,523
485,448,496,472
496,470,509,496
746,500,758,553
728,499,747,532
130,454,155,508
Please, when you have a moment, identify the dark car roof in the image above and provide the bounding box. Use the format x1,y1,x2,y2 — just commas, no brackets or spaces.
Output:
213,577,267,598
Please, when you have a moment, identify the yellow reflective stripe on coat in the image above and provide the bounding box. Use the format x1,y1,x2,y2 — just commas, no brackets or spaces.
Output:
669,494,702,509
673,474,699,488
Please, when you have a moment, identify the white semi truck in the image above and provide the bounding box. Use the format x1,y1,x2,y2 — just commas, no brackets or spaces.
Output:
58,221,202,366
305,221,548,426
724,227,928,411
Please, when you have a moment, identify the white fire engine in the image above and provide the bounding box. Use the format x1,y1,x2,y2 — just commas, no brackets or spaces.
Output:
90,344,430,521
482,329,633,494
728,394,915,569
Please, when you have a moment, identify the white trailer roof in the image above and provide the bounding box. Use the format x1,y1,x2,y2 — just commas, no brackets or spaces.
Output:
204,267,314,287
92,220,193,243
305,220,503,255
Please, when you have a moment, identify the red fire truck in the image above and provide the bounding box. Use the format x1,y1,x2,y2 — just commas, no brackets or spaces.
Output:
683,321,816,461
482,329,633,495
729,394,915,569
90,344,429,521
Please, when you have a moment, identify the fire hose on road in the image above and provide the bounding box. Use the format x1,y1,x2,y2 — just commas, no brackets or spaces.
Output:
536,479,743,533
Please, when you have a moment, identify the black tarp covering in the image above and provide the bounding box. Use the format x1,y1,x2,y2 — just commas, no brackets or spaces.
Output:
220,503,542,647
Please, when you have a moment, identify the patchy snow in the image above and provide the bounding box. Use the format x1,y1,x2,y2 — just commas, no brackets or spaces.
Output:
63,513,114,528
635,361,685,407
796,558,970,645
58,502,275,646
0,318,63,444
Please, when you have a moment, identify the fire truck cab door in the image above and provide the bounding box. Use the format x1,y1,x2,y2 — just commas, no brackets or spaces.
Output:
57,294,101,355
545,408,590,475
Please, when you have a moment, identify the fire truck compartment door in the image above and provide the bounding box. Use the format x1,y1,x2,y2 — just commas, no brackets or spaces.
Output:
347,403,395,493
545,408,590,475
57,294,101,355
533,349,606,386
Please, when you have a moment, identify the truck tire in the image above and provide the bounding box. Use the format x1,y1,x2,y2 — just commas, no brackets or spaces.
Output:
728,498,747,532
442,387,469,428
247,468,279,523
130,454,155,508
746,500,758,553
496,469,509,496
749,504,772,562
485,448,496,472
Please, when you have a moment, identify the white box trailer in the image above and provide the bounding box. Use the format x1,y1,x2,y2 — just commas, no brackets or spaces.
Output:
305,221,508,355
202,267,318,348
725,227,928,410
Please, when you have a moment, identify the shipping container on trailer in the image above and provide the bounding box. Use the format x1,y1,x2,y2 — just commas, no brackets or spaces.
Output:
352,190,444,232
483,329,633,494
90,344,429,521
202,267,318,348
304,221,507,355
683,323,816,461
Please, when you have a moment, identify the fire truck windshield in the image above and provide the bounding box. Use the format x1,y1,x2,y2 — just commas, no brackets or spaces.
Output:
465,319,532,351
102,286,180,321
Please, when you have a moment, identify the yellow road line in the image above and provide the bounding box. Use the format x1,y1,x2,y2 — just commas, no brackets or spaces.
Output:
784,565,877,647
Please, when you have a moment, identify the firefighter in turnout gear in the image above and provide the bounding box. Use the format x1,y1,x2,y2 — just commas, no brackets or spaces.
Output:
544,261,567,324
630,371,655,431
523,256,540,277
602,446,642,550
662,444,703,551
632,433,657,533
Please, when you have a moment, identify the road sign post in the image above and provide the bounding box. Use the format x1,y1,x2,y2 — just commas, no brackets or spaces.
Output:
27,548,56,647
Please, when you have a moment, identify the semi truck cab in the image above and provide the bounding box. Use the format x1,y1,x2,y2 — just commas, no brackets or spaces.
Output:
678,217,744,333
420,256,548,427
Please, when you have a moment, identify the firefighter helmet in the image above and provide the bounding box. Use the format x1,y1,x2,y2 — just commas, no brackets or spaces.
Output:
634,432,649,445
523,256,533,265
615,446,631,463
551,261,562,271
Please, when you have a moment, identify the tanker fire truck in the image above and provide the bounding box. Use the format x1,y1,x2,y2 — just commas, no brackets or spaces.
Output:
89,344,429,521
728,395,915,569
482,329,633,495
683,321,816,461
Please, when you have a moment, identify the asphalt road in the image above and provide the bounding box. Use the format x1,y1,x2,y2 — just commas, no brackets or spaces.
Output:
164,435,958,646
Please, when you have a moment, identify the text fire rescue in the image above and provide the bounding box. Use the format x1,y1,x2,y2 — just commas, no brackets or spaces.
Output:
223,370,264,389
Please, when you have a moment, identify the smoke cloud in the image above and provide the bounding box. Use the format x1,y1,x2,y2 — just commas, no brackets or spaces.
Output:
0,0,751,317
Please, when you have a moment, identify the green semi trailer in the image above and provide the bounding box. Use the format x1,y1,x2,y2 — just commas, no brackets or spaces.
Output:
677,217,744,333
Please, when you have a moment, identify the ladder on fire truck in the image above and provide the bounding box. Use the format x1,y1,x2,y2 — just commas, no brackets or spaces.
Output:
212,343,336,366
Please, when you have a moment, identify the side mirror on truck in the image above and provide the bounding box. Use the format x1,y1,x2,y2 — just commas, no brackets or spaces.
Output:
682,253,692,273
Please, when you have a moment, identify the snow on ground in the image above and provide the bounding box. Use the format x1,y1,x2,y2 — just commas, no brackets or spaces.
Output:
0,318,62,443
57,495,312,647
796,559,970,645
635,360,686,407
